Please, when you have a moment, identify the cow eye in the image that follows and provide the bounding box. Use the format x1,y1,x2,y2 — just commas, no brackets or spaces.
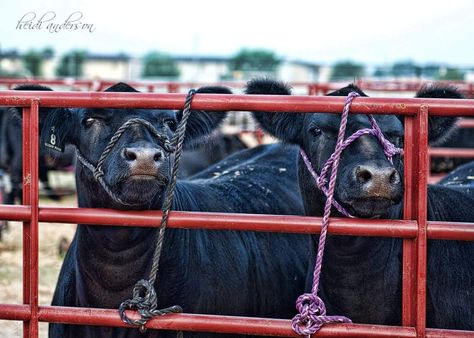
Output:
82,117,102,128
83,117,95,127
309,126,322,137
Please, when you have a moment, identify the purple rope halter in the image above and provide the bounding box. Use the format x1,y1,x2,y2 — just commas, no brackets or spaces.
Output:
292,92,403,337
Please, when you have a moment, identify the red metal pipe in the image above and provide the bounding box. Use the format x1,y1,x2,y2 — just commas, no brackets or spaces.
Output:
0,304,30,321
1,206,471,240
36,305,416,337
402,116,417,327
427,221,474,241
457,118,474,128
415,106,429,337
429,147,474,158
37,207,417,237
1,304,472,337
1,91,474,116
22,105,33,338
0,204,31,220
31,101,40,338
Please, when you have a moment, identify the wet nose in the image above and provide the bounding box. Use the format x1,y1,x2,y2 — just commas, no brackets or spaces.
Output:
122,147,164,169
353,165,401,197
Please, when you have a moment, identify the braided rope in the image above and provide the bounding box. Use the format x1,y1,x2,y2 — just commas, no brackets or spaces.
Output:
292,92,403,336
119,89,196,336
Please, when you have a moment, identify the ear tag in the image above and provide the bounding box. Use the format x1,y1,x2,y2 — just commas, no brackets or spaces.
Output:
44,126,64,152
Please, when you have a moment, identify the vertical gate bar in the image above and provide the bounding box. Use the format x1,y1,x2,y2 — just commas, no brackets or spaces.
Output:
415,106,429,337
402,115,417,327
22,105,32,338
22,101,40,338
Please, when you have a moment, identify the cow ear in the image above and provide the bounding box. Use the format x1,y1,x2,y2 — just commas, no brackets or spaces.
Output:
326,83,369,97
104,82,140,92
416,85,463,145
245,78,305,145
40,108,77,153
178,86,232,146
10,84,54,123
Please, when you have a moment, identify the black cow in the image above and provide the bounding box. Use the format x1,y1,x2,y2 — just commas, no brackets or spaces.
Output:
431,126,474,173
246,79,474,330
0,85,76,206
179,133,248,178
438,160,474,189
42,83,310,338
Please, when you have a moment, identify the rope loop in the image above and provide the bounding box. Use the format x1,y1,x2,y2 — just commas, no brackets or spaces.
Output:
119,279,183,332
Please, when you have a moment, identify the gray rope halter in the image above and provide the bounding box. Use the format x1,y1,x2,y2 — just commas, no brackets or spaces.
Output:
292,92,403,337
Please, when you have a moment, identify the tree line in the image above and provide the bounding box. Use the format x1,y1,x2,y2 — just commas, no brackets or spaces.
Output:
0,47,468,81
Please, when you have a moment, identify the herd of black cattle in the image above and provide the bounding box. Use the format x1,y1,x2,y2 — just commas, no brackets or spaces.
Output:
0,80,473,337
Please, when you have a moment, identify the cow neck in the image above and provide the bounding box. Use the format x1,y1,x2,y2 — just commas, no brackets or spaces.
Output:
73,175,191,309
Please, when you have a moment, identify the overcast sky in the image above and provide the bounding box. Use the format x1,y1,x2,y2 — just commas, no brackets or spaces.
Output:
1,0,474,66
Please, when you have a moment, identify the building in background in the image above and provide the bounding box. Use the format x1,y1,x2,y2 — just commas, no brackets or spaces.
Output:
0,51,320,83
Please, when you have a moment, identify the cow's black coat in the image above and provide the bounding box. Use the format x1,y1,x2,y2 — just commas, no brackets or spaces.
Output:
45,83,310,338
179,133,248,178
0,85,75,205
246,78,474,330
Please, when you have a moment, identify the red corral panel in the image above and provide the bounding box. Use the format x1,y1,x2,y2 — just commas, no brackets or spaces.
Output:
0,90,473,338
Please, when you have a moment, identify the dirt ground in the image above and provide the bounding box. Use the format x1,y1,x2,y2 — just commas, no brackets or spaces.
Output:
0,173,77,337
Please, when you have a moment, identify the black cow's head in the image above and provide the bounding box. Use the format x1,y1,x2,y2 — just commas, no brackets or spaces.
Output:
246,78,462,218
40,82,231,209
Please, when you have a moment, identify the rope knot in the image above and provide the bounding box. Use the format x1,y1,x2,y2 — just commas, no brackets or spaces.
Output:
292,293,352,337
292,293,326,336
119,279,182,332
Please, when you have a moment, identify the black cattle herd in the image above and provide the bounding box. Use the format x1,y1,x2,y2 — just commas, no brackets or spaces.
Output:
0,80,472,337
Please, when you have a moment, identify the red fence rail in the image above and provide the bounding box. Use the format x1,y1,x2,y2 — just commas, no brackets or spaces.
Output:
0,91,473,337
1,78,474,97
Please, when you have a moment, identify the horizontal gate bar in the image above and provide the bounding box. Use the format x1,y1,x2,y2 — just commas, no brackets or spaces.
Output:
1,206,473,240
1,304,472,337
1,91,474,116
429,147,474,157
0,304,30,320
0,205,474,241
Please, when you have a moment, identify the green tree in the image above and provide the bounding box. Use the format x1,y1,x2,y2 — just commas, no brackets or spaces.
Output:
330,60,365,81
437,67,465,81
22,49,43,77
391,60,421,78
142,52,180,78
56,50,86,77
42,47,55,58
229,49,280,73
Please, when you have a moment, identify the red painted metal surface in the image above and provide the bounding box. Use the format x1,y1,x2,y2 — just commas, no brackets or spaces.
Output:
402,114,417,328
0,206,472,240
429,147,474,158
415,106,429,337
0,89,473,337
2,91,474,116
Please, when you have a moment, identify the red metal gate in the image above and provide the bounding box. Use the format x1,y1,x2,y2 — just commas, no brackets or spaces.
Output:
0,90,473,337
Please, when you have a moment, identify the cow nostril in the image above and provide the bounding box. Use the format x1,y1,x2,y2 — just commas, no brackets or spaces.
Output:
389,171,400,185
153,151,162,162
357,169,372,184
123,148,137,161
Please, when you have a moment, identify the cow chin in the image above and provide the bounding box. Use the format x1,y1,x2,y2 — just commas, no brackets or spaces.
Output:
117,176,169,207
343,197,398,218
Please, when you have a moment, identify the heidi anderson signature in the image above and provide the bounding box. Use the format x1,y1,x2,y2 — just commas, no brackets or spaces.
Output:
16,11,96,33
